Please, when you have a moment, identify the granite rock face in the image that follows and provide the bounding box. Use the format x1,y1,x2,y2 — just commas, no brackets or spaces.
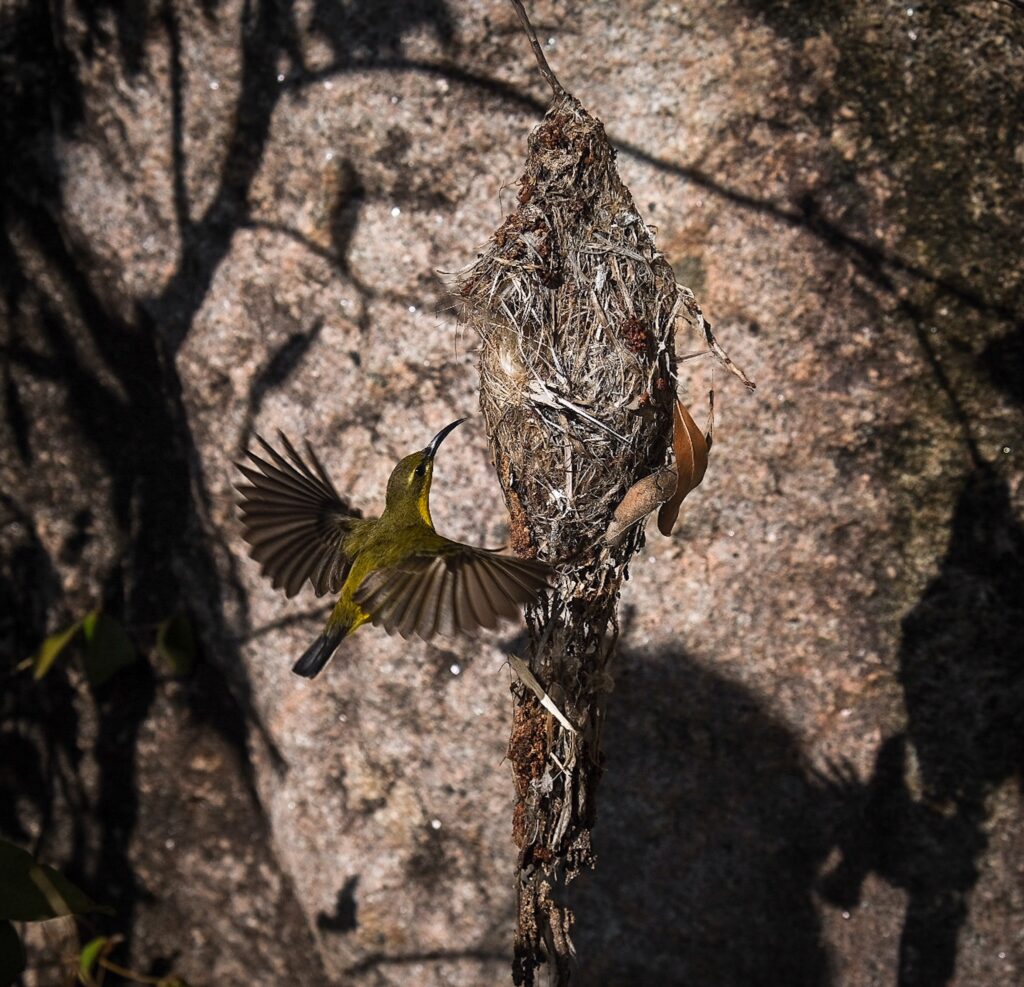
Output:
2,1,1022,984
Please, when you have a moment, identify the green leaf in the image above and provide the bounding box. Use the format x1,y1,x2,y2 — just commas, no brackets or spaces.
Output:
31,618,85,680
0,838,109,921
81,612,137,687
0,921,26,987
78,936,109,981
156,615,196,676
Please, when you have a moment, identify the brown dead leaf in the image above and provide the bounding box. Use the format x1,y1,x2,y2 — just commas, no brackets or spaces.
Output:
657,398,710,536
602,467,677,546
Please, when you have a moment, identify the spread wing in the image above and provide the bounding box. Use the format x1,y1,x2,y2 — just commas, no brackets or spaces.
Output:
354,544,552,642
235,432,362,598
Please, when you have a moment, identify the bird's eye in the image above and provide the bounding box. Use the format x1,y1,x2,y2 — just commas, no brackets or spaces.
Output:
414,462,426,478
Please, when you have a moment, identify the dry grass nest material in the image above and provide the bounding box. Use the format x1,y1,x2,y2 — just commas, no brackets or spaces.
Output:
456,92,682,560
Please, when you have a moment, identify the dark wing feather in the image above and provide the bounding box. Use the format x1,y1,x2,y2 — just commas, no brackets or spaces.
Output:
355,545,552,641
235,432,361,598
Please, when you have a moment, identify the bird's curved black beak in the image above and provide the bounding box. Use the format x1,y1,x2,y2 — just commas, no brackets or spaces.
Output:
424,418,466,461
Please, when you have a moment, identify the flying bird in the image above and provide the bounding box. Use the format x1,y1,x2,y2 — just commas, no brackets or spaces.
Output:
235,419,551,678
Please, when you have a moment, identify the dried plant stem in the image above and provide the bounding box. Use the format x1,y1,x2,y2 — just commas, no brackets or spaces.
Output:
509,0,567,98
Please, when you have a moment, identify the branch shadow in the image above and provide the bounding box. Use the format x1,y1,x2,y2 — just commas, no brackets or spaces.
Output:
0,0,455,977
287,50,1021,340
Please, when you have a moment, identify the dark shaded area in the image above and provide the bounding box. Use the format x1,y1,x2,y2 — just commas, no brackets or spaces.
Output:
573,460,1024,987
2,359,31,464
575,473,1024,987
310,0,456,63
981,326,1024,408
734,0,1023,406
820,736,985,987
341,947,507,979
820,465,1024,985
317,875,360,933
900,467,1024,808
0,497,77,855
571,646,836,986
237,318,325,455
1,0,278,960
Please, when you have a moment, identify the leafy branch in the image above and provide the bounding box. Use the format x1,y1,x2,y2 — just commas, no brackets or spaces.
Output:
19,613,196,686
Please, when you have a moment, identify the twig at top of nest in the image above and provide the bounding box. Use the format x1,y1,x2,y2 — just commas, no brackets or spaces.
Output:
510,0,568,99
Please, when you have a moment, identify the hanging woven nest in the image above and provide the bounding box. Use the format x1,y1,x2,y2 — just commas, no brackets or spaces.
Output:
457,85,679,563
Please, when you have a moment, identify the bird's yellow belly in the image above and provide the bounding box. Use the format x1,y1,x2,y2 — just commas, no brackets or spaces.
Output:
325,550,381,637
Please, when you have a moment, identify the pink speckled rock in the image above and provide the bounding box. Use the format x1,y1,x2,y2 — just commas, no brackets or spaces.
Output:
2,1,1022,985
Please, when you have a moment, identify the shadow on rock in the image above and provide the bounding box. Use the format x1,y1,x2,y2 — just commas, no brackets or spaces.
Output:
570,466,1023,986
570,647,835,987
309,0,455,63
820,465,1024,985
0,0,451,978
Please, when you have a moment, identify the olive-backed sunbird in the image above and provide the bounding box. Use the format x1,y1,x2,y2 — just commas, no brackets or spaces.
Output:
235,419,552,678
